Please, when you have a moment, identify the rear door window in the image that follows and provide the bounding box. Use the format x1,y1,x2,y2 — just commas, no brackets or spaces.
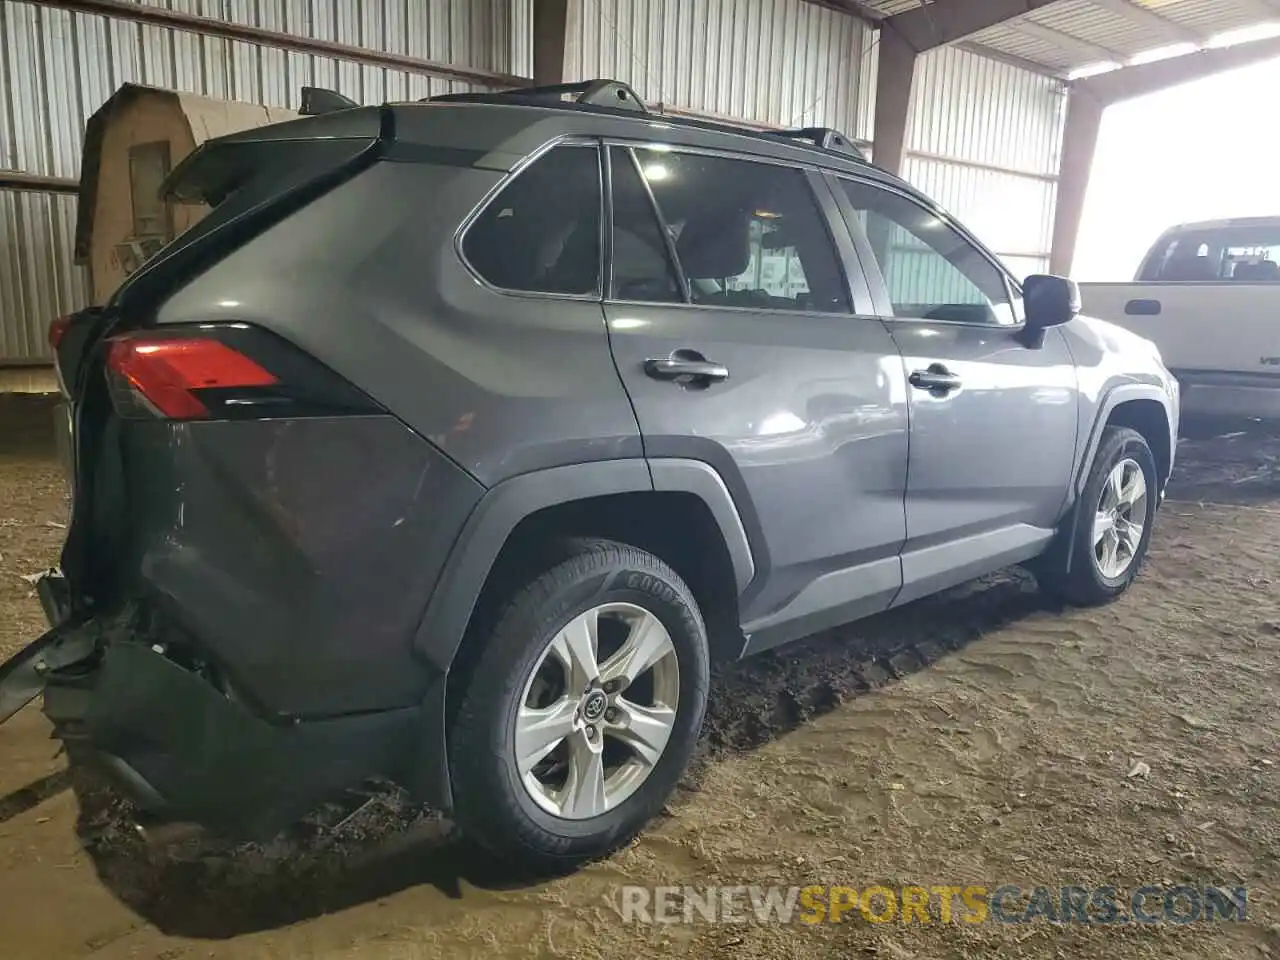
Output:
463,145,602,296
608,148,683,303
629,148,848,313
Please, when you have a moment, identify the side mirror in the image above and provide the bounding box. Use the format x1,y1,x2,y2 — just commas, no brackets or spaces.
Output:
1023,274,1081,330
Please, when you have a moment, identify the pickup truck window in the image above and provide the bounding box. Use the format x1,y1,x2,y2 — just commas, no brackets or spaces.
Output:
838,179,1016,326
1139,224,1280,283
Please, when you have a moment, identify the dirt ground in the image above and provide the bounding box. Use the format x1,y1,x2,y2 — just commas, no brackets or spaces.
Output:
3,396,1280,959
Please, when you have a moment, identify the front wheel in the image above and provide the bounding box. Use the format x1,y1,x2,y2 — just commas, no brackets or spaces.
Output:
448,539,709,869
1041,425,1159,606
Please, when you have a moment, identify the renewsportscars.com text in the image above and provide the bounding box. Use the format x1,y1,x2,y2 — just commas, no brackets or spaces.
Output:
618,884,1248,925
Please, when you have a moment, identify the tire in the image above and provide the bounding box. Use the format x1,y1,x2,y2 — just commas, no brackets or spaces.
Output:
1042,426,1158,606
448,538,710,870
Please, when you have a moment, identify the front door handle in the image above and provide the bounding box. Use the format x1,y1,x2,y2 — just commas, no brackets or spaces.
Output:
909,364,962,394
644,357,730,384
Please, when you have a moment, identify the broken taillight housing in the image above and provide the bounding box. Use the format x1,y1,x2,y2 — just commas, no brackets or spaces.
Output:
103,325,379,421
106,334,278,419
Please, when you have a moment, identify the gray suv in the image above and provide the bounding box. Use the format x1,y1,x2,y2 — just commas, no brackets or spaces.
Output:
1,80,1178,869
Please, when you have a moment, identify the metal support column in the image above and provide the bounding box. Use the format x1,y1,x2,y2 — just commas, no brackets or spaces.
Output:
873,25,917,176
1049,34,1280,276
533,0,570,86
1049,90,1103,276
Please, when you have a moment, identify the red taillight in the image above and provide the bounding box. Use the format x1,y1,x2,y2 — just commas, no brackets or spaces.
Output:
105,334,278,420
48,315,72,349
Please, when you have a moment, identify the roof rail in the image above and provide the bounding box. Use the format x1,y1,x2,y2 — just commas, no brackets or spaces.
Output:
430,79,648,113
423,78,870,164
774,127,866,160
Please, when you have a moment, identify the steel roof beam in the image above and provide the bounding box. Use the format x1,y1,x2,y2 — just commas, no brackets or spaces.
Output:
1077,33,1280,100
814,0,885,25
1007,19,1126,63
885,0,1066,53
873,0,1070,175
33,0,529,88
1051,34,1280,275
1084,0,1206,45
1236,0,1280,19
956,39,1066,75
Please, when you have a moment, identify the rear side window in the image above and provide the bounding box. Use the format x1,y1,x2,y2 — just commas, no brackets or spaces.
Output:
463,145,601,296
630,148,847,313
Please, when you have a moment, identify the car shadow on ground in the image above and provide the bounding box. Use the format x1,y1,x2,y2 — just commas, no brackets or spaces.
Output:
0,770,72,825
61,567,1052,940
27,411,1280,940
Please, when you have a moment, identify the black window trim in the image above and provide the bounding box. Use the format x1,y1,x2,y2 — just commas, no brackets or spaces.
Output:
809,170,878,316
599,137,873,320
605,144,692,304
827,171,1027,331
453,135,606,302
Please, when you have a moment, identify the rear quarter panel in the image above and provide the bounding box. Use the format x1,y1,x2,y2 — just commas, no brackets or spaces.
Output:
154,159,642,485
114,415,483,717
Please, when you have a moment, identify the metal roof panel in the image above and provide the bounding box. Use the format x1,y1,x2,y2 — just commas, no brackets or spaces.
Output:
849,0,1280,76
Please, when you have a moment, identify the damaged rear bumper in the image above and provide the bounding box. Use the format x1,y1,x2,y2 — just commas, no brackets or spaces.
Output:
0,586,93,725
1,594,422,839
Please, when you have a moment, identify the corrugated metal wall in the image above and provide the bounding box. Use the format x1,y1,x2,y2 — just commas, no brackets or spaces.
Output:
565,0,875,135
0,0,529,364
3,0,1069,367
0,189,81,364
565,7,1064,278
901,46,1067,278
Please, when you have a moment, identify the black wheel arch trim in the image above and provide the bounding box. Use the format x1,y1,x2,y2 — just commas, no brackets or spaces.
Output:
1074,383,1176,498
412,456,756,675
649,459,756,591
1042,383,1174,584
406,456,755,813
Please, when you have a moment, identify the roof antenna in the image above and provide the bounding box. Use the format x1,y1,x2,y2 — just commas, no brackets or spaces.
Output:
299,86,358,116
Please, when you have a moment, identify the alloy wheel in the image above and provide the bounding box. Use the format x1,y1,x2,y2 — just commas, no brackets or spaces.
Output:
514,602,680,820
1092,457,1147,579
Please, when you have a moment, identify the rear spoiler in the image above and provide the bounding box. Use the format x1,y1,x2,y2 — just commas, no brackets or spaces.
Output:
162,104,388,207
107,105,389,316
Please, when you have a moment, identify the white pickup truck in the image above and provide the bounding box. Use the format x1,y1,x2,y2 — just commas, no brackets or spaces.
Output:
1080,216,1280,419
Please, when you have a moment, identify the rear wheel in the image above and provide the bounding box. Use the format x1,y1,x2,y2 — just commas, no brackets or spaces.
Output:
448,539,709,869
1042,426,1158,606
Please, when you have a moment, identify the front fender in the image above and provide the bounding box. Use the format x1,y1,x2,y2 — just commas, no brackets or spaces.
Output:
1075,382,1177,496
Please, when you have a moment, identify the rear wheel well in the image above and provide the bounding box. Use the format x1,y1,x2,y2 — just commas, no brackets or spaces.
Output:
1106,399,1171,484
447,492,745,710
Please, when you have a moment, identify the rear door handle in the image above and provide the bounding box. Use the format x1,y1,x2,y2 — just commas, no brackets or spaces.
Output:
1125,298,1162,316
908,364,962,394
644,357,730,384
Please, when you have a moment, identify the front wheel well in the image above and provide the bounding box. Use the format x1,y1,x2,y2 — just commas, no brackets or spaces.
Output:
1106,398,1172,484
